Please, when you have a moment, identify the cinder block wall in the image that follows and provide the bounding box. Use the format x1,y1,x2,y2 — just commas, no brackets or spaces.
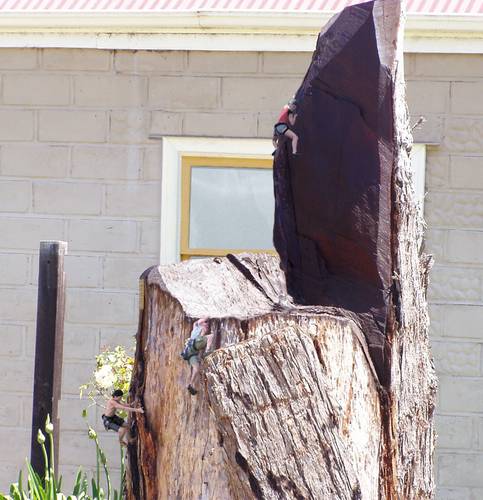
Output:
0,48,482,497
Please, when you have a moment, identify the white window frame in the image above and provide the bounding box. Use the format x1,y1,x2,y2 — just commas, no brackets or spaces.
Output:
159,137,273,264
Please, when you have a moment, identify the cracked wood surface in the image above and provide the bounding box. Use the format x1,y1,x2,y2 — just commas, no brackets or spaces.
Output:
127,257,381,500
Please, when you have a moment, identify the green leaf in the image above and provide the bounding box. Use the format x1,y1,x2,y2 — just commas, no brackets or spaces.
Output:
26,462,43,499
72,469,83,496
91,478,98,499
17,471,24,499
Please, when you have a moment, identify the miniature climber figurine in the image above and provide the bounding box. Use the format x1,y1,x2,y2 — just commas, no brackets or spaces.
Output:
102,389,144,446
181,317,215,396
273,97,299,156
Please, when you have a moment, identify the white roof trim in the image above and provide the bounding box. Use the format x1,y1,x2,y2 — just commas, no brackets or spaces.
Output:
0,12,481,53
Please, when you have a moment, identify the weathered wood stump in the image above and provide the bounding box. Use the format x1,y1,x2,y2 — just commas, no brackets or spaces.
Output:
126,0,437,498
126,253,434,499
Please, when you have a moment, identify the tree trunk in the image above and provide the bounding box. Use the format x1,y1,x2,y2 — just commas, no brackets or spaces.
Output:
126,0,437,498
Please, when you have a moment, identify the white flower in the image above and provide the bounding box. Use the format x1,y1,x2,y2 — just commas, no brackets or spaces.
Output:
94,365,115,389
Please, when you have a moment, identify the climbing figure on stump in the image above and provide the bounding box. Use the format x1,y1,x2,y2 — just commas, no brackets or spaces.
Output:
102,389,144,447
273,97,299,156
181,317,214,396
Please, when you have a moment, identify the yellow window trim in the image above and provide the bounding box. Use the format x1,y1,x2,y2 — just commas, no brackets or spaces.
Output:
180,155,276,260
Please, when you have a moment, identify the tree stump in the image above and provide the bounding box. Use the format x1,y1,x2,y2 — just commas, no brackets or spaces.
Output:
126,0,437,498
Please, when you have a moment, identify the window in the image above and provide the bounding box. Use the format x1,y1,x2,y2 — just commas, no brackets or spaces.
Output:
181,156,274,260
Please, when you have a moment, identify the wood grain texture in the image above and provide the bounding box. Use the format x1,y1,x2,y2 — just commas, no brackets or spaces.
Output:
126,1,436,498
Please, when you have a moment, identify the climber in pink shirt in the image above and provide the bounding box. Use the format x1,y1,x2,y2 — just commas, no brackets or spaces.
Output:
273,98,299,156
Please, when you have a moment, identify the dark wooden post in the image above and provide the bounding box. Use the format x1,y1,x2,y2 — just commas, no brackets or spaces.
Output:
30,241,67,475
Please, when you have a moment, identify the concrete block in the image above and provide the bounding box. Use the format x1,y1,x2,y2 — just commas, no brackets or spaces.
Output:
402,53,415,76
223,77,299,111
475,419,483,450
451,82,483,115
436,487,471,500
3,74,70,105
0,180,31,212
413,53,483,78
0,254,29,285
149,111,183,136
406,80,449,114
0,288,37,322
450,156,483,190
0,358,34,392
63,324,99,360
425,153,449,189
74,75,147,107
439,376,483,413
0,396,22,428
33,181,102,215
61,360,96,396
1,145,69,178
445,305,483,340
39,110,107,143
100,327,136,351
59,395,98,431
66,289,135,325
431,340,480,376
0,48,37,69
429,304,444,338
68,219,138,253
0,110,34,141
103,256,154,289
0,463,30,495
42,48,111,71
140,220,159,255
262,52,312,75
0,429,32,463
428,266,482,302
71,145,142,180
425,191,483,230
105,183,160,217
435,415,473,449
109,109,150,144
189,51,258,74
0,217,64,250
443,118,483,153
0,324,24,357
60,430,120,467
439,453,483,487
447,230,483,264
257,111,277,138
149,76,219,109
412,114,444,144
65,255,102,288
115,50,185,72
424,229,446,262
141,147,162,181
183,112,257,137
24,323,36,357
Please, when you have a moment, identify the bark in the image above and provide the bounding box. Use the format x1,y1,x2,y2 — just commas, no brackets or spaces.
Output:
126,1,436,498
127,256,383,499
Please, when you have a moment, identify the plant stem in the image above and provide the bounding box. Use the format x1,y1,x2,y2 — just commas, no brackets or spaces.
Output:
119,444,125,498
48,430,56,491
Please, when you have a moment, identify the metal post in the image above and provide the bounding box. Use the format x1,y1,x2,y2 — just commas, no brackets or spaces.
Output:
30,241,67,475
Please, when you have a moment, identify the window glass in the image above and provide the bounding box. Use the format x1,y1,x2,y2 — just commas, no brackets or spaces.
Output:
188,166,274,250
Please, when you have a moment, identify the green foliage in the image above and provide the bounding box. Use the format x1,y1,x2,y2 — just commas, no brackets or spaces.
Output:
0,414,125,500
80,346,134,417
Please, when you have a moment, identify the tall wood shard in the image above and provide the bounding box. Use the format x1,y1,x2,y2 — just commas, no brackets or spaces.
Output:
127,1,437,499
274,0,400,382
